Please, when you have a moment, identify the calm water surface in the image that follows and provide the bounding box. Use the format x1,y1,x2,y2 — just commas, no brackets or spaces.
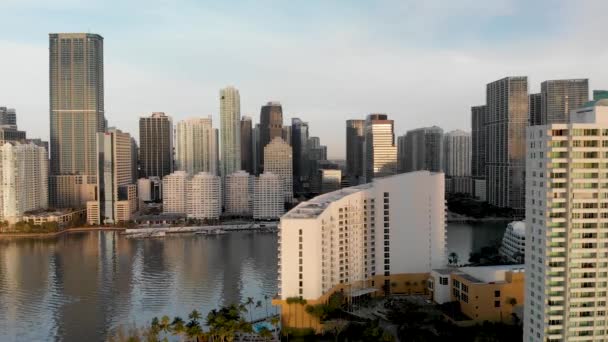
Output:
0,221,507,341
0,231,278,342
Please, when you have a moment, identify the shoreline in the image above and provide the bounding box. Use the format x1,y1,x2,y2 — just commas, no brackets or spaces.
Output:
0,227,126,239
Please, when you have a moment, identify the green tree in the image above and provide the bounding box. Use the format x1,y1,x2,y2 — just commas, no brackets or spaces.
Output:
171,316,186,340
258,326,272,341
448,252,459,265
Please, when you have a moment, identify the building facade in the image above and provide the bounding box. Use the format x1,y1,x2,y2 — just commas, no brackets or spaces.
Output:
0,142,48,222
346,119,365,185
529,93,542,126
139,112,173,178
224,170,253,217
0,107,16,127
175,117,217,175
49,33,104,176
399,126,444,174
187,172,221,220
486,76,528,215
525,99,608,341
220,86,241,178
240,116,253,174
498,221,525,264
364,114,397,182
162,171,189,214
253,172,284,220
263,137,293,203
540,79,589,125
275,171,446,330
259,102,283,171
292,118,310,193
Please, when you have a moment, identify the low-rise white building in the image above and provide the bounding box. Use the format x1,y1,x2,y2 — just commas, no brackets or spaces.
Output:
225,171,253,217
498,221,525,263
0,142,48,223
253,172,284,220
188,172,221,220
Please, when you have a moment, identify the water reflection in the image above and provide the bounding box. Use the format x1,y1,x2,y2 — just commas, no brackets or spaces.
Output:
0,231,278,341
0,222,502,341
446,221,508,265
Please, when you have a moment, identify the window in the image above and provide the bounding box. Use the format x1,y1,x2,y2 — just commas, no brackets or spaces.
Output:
440,277,448,286
494,290,500,297
494,301,500,308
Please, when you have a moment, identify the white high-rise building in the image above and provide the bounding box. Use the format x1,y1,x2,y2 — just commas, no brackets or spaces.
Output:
187,172,221,220
277,171,446,302
220,86,241,178
443,130,471,177
162,171,189,214
263,137,293,202
525,99,608,342
0,142,48,222
253,172,284,220
225,171,253,217
175,117,217,175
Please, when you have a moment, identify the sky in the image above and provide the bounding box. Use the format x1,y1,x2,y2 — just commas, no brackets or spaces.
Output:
1,0,608,159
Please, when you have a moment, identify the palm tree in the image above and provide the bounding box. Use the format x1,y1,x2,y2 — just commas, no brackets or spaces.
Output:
159,315,171,336
256,300,263,319
171,316,186,340
245,297,255,322
263,294,270,318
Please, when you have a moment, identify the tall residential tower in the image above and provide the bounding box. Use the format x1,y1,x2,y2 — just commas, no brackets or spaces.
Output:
220,86,241,178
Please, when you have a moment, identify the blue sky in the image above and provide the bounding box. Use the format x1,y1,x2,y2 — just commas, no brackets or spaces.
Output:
1,0,607,158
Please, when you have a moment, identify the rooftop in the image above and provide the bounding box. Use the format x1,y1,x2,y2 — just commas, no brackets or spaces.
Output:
457,265,525,284
283,183,371,219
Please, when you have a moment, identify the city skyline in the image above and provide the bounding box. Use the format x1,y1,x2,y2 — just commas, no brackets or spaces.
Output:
3,1,608,159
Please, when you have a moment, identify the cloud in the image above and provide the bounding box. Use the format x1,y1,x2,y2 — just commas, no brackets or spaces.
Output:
3,1,608,159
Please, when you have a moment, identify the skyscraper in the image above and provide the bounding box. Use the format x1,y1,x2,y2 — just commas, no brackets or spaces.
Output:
130,137,138,183
240,116,253,174
0,142,48,222
88,128,136,224
399,126,443,173
363,114,397,182
0,107,16,127
443,130,471,177
263,137,293,203
49,33,104,176
471,105,487,200
175,117,217,175
259,102,283,170
346,119,365,184
220,86,241,178
486,76,527,214
540,79,589,124
139,112,173,178
528,93,542,126
525,99,608,341
443,130,471,194
291,118,309,193
252,124,261,175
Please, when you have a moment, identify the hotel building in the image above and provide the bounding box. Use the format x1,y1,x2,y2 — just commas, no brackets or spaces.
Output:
274,171,446,330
